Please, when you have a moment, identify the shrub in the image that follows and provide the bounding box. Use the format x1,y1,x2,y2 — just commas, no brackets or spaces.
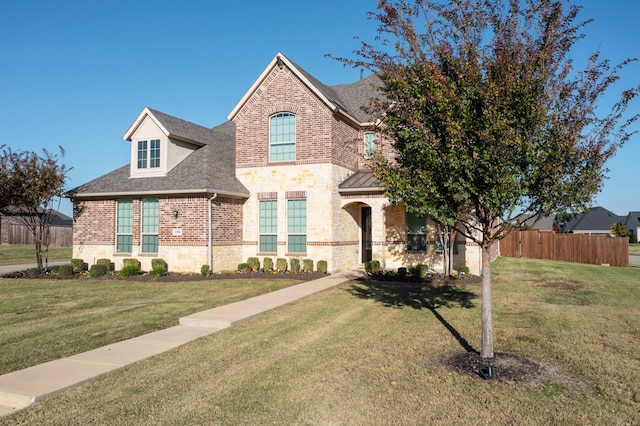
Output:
303,259,314,273
263,257,274,271
151,266,166,278
247,257,260,272
454,265,470,275
119,264,140,278
89,264,108,277
151,258,168,272
25,268,40,277
408,264,428,278
365,260,380,274
276,258,287,272
317,260,328,273
201,264,210,276
290,258,301,274
70,258,85,273
122,258,141,269
58,264,73,277
49,265,61,273
238,263,251,273
371,260,380,271
96,258,113,271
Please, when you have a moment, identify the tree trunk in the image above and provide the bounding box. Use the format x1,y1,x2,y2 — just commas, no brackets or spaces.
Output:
480,244,494,359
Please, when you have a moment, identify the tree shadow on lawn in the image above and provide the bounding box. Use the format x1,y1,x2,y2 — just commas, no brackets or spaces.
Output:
348,277,586,387
348,278,479,354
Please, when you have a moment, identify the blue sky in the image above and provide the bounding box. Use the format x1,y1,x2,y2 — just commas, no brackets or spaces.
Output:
1,1,638,217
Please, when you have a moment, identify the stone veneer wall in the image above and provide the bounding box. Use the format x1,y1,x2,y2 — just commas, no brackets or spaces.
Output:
238,163,360,273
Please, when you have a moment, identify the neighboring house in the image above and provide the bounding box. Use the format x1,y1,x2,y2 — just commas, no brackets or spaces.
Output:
522,214,556,232
559,206,626,236
67,52,483,274
625,212,640,241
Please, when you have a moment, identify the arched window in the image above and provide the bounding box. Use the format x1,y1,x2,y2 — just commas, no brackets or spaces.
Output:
270,113,296,161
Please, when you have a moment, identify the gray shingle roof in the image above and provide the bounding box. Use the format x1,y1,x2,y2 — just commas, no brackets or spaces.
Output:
284,54,382,123
563,206,624,233
68,116,249,199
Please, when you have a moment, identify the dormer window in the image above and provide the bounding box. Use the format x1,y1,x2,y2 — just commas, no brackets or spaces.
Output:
137,139,161,169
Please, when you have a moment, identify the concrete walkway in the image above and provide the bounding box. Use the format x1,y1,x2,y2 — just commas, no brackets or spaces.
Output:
0,262,68,275
0,269,361,417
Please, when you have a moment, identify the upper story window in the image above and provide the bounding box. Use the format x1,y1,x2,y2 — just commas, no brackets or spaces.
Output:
364,132,377,159
270,113,296,162
137,139,161,169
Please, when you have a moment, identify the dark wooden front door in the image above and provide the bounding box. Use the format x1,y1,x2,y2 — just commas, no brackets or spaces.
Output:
361,206,372,263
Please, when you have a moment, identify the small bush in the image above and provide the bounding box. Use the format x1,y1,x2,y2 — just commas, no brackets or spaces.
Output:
122,258,141,269
220,270,235,276
454,265,470,275
70,258,84,272
151,258,168,270
119,264,140,278
317,260,328,273
290,258,301,274
276,258,287,272
201,264,210,276
58,264,73,277
238,263,251,273
303,259,314,273
263,257,274,271
408,264,428,277
371,260,380,271
96,258,113,271
89,264,108,277
151,265,166,278
25,268,40,277
247,257,260,272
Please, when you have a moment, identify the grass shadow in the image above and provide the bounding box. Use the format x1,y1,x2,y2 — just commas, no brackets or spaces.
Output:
348,278,479,354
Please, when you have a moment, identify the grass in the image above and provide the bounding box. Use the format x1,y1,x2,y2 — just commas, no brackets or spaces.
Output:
629,243,640,255
0,277,305,376
0,245,71,266
2,257,640,425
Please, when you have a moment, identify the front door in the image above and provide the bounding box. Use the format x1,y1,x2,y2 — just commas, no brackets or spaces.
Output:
361,206,372,263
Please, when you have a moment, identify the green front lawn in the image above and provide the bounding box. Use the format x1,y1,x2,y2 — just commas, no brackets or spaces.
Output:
2,258,640,425
0,245,72,266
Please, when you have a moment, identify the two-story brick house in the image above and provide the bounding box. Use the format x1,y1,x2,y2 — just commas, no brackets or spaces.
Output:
68,52,482,275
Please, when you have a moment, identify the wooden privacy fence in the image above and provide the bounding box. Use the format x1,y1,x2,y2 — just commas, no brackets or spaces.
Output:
7,224,72,247
500,230,629,267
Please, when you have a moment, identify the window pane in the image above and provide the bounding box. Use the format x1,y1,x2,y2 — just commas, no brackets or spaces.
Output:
137,141,147,168
270,113,295,161
288,235,307,253
142,235,158,253
150,139,160,168
117,235,132,253
364,132,377,158
259,200,277,233
407,234,426,252
406,212,426,251
142,198,159,233
259,235,277,253
116,200,133,233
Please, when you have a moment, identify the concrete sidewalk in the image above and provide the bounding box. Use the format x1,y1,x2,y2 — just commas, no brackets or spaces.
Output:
0,262,68,275
0,269,361,416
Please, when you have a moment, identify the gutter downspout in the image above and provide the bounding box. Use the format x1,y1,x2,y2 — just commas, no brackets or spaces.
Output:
208,193,218,270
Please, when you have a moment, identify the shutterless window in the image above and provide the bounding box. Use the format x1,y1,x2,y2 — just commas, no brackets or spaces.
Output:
406,212,427,251
287,199,306,253
364,132,377,159
436,233,459,254
116,200,133,253
270,113,296,161
259,200,277,253
137,139,160,169
137,141,147,168
141,198,159,253
149,139,160,168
